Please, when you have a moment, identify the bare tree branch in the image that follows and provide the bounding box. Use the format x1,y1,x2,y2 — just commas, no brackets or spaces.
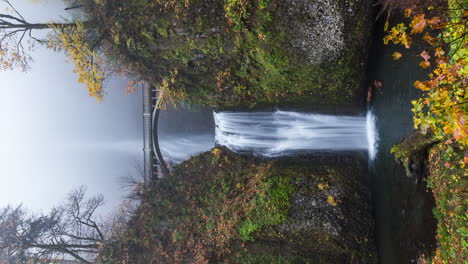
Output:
0,186,106,263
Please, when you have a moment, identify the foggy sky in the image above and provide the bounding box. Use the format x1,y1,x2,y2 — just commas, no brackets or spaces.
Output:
0,0,143,213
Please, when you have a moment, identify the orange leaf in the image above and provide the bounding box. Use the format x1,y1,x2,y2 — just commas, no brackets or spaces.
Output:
423,32,436,45
414,80,430,91
453,113,467,141
419,61,430,69
427,17,441,28
410,14,427,34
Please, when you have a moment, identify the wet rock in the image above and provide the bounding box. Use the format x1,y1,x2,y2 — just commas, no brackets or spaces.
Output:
280,0,345,64
277,0,371,65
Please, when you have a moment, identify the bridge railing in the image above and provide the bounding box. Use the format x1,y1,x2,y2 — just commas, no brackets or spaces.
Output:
142,83,170,183
142,83,154,183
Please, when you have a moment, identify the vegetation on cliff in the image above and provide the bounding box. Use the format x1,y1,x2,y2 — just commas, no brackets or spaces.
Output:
98,148,376,264
78,0,371,108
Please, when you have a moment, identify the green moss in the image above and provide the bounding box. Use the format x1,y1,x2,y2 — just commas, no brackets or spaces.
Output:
239,175,296,241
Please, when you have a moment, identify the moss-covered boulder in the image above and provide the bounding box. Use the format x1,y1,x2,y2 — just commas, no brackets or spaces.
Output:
391,129,438,177
90,0,372,109
237,154,377,264
99,148,376,263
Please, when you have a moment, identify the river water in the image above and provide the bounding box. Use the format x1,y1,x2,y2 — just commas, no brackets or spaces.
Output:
367,19,436,263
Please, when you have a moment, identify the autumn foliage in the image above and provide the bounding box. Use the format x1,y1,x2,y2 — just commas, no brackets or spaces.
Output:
384,1,467,147
49,21,106,102
385,1,467,263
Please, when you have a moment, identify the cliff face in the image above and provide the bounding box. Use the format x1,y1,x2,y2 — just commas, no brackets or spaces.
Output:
98,148,376,264
278,0,370,65
146,150,377,263
98,0,373,109
238,154,377,264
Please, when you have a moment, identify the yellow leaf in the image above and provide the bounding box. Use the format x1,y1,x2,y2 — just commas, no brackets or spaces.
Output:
404,8,412,18
392,52,403,60
435,47,445,57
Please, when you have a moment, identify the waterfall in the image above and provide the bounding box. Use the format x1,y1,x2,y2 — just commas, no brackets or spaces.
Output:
159,134,215,164
214,110,378,159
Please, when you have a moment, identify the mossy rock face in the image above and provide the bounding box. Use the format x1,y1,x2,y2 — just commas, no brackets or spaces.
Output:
264,0,372,109
98,148,376,263
100,147,376,264
277,0,358,65
239,154,377,264
96,0,372,109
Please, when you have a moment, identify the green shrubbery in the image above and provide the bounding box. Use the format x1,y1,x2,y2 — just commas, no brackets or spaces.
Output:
98,147,296,263
98,148,377,264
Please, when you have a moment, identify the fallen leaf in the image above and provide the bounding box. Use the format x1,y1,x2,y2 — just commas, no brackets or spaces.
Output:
419,61,431,69
405,8,412,18
420,50,431,61
414,80,430,91
423,32,436,45
436,56,448,65
435,47,445,57
410,14,427,34
427,17,441,28
392,52,403,60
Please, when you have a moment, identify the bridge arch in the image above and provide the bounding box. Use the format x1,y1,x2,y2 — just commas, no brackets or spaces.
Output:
152,90,170,178
142,84,170,182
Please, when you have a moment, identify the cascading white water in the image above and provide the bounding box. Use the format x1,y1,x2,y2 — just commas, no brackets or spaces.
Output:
214,110,378,159
160,134,215,164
